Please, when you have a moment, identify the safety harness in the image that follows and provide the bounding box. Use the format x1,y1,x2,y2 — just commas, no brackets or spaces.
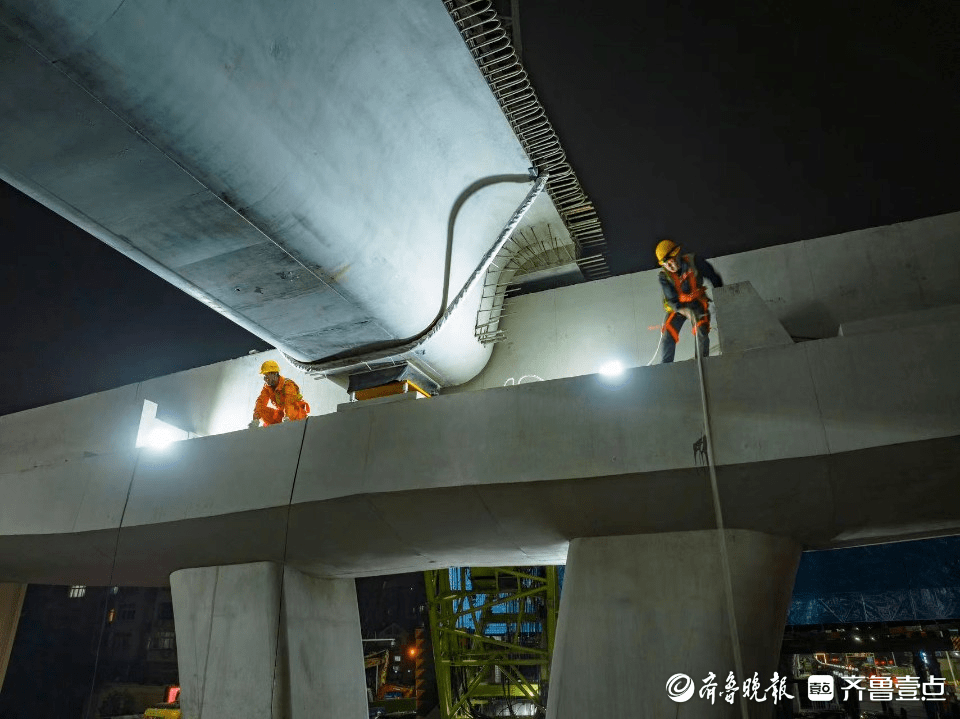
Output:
662,254,711,341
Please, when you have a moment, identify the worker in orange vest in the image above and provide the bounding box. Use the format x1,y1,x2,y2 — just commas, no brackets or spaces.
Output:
655,239,723,363
248,360,310,428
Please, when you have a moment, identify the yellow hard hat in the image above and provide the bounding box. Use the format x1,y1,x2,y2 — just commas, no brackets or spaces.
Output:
655,239,681,264
259,360,280,375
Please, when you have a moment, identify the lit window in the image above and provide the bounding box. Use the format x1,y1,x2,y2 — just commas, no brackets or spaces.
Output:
108,608,116,623
68,585,86,598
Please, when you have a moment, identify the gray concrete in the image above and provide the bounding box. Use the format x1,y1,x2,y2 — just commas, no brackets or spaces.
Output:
170,562,365,719
0,0,955,390
0,222,954,715
0,349,344,478
457,211,960,391
0,0,538,384
126,421,304,528
0,583,25,692
0,298,957,584
0,203,957,584
281,569,368,718
712,282,794,354
839,302,960,336
475,190,580,342
547,531,801,718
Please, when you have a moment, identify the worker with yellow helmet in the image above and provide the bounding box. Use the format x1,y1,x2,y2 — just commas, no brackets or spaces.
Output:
248,359,310,428
655,239,724,363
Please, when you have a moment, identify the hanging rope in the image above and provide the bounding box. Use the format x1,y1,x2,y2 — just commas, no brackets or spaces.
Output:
692,323,750,719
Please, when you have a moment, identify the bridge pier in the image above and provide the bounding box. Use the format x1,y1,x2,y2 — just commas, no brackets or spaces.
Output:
547,530,801,718
170,562,366,719
0,583,26,692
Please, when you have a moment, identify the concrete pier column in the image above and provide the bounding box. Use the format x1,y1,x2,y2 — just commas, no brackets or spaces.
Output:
547,530,801,719
170,562,366,719
0,583,26,691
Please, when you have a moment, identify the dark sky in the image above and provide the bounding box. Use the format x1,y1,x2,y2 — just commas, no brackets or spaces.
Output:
521,0,960,273
0,182,271,417
2,0,959,414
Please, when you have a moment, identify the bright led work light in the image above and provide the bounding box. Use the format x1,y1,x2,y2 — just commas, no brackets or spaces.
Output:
598,360,624,377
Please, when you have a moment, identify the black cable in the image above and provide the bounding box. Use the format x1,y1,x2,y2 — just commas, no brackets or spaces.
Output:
268,420,311,717
82,388,145,719
286,173,545,380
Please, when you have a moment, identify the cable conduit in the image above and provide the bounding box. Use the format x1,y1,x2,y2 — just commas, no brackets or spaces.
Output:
444,0,611,281
286,174,548,381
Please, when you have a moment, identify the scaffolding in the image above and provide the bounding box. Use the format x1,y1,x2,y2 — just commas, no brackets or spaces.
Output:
443,0,611,283
788,587,960,626
425,567,561,718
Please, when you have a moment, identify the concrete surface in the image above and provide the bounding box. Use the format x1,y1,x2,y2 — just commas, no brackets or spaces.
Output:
0,583,25,692
711,282,794,354
0,349,345,476
0,0,538,384
475,189,580,341
171,563,281,719
170,562,365,719
0,0,955,392
839,302,960,336
126,421,305,528
280,570,368,718
456,211,960,391
547,531,801,718
0,297,957,584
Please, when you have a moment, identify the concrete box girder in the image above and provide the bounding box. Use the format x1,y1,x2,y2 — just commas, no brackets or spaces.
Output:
0,305,957,585
0,0,547,383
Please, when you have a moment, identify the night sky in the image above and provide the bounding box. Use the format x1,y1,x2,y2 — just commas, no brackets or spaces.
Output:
0,182,271,417
1,2,959,593
521,0,960,273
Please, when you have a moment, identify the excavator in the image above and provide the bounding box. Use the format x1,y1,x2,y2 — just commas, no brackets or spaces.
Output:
366,648,415,701
365,648,416,718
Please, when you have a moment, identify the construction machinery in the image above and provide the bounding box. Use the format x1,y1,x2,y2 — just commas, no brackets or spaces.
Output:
425,566,561,718
142,701,180,719
365,645,417,717
141,686,181,719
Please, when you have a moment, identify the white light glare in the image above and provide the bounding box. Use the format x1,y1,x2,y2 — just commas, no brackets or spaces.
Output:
598,360,624,377
146,425,180,449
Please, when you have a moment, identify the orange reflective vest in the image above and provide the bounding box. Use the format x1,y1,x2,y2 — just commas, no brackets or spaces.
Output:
253,376,310,426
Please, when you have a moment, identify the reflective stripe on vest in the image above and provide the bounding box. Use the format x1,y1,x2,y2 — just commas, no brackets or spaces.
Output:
273,379,304,406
